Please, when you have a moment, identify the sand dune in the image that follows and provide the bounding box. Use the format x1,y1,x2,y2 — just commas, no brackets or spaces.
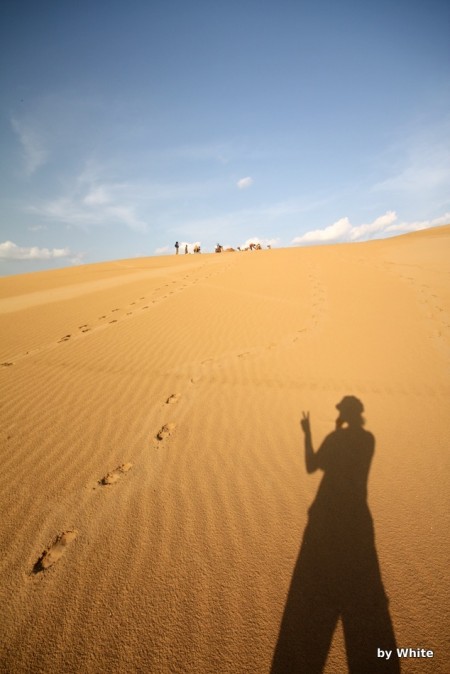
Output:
1,227,449,673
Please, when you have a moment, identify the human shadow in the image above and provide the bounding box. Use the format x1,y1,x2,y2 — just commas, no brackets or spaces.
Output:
271,398,400,673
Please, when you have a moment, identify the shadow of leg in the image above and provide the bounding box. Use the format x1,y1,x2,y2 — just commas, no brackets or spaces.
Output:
342,598,400,674
271,591,339,674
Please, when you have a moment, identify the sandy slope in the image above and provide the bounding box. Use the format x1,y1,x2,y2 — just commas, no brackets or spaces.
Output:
0,227,449,673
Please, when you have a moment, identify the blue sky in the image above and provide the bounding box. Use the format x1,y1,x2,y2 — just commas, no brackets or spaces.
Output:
1,0,449,275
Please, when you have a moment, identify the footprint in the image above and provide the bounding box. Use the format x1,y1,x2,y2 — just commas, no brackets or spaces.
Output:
109,320,117,324
98,463,133,486
58,335,71,343
142,306,149,309
33,530,77,573
237,352,250,359
165,393,181,405
81,328,91,333
78,324,88,329
155,423,176,441
99,316,106,319
111,308,120,312
1,362,13,367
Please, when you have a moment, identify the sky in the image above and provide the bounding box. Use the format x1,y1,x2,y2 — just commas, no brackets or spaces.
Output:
1,0,449,275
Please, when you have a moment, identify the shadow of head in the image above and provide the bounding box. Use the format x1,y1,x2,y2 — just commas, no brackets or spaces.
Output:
336,395,365,427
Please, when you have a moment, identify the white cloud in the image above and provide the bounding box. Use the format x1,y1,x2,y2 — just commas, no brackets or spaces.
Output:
68,253,86,265
292,211,450,245
293,217,352,244
0,240,71,260
384,212,450,234
11,117,48,175
349,211,397,240
237,176,254,189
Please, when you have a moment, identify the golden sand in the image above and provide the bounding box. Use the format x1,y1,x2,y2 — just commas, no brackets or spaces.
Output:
1,227,449,672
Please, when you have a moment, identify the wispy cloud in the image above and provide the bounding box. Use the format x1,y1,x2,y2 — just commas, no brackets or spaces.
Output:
176,196,326,240
83,186,111,206
373,164,450,195
161,141,233,164
28,224,48,231
292,211,450,245
237,176,254,189
31,163,227,233
32,182,148,232
0,240,71,260
11,117,48,175
372,119,450,200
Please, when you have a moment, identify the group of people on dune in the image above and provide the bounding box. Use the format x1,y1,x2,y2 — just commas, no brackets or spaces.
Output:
174,241,271,254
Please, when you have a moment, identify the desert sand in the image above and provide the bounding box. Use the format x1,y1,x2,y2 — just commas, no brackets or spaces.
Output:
1,226,449,673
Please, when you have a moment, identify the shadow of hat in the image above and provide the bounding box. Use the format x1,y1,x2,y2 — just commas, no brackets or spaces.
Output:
336,396,364,415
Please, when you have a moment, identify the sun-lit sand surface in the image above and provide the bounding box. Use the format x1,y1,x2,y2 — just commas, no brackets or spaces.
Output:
1,226,449,673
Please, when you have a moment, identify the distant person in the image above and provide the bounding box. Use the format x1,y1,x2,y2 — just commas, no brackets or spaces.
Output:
271,396,399,673
185,244,188,254
175,241,179,255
